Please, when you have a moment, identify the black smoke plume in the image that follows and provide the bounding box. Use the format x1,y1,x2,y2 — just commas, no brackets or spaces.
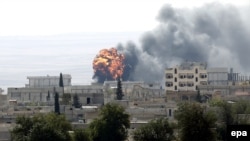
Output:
116,2,250,83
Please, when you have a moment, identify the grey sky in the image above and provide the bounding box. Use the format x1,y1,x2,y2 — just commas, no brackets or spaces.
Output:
0,0,249,93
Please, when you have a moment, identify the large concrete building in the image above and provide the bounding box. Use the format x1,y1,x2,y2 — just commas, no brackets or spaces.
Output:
7,74,71,105
207,68,228,85
26,74,71,88
8,87,63,105
165,62,208,92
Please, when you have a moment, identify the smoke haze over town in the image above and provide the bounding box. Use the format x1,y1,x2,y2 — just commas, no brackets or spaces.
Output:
117,2,250,83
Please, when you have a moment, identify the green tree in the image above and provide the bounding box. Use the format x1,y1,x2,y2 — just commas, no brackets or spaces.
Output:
74,129,91,141
11,113,72,141
209,99,235,140
73,94,81,108
133,118,174,141
175,102,217,141
55,92,60,114
233,100,250,124
47,91,51,101
196,89,202,103
89,103,130,141
59,72,64,87
116,78,123,100
62,93,71,105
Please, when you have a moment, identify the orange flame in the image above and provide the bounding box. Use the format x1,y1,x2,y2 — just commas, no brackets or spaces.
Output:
93,48,125,79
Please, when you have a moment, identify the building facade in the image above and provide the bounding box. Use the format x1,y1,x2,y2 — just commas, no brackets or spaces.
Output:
7,87,63,105
103,81,164,103
64,84,104,105
26,74,71,88
207,68,228,86
165,62,208,92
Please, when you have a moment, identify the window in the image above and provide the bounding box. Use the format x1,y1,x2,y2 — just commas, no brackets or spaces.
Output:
174,68,177,74
165,82,173,87
166,74,173,79
87,97,91,104
196,77,198,82
200,74,207,78
195,68,198,74
169,109,172,117
175,86,177,90
175,77,177,82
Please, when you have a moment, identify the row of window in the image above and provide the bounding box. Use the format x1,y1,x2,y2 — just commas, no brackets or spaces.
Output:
170,85,199,91
165,81,207,87
166,74,207,79
173,68,200,74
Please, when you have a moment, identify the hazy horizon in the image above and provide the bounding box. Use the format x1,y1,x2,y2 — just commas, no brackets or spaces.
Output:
0,32,143,93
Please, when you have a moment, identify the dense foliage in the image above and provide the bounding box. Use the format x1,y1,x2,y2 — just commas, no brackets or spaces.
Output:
11,113,72,141
116,78,123,100
175,102,217,141
133,118,174,141
73,94,81,108
61,93,71,105
73,129,91,141
55,92,60,114
89,103,130,141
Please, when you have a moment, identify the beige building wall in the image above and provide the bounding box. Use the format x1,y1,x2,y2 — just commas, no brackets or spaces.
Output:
165,62,207,92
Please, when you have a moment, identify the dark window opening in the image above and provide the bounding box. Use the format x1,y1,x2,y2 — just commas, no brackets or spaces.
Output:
169,109,172,117
195,68,198,74
87,97,91,104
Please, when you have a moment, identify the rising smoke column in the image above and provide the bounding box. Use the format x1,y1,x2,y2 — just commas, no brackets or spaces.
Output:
116,2,250,83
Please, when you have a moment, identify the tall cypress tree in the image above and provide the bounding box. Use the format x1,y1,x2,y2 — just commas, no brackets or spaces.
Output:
116,77,123,100
73,94,81,108
54,92,60,114
59,73,64,87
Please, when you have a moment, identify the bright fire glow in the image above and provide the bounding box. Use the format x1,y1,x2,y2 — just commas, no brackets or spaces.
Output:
93,48,125,79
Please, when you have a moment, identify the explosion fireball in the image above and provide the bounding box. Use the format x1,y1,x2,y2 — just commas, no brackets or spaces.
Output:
93,48,125,82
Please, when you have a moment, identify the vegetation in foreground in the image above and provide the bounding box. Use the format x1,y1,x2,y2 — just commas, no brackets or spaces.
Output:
10,99,250,141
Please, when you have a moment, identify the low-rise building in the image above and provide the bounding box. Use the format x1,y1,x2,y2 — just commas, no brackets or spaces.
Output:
103,81,164,104
7,87,63,105
64,84,104,105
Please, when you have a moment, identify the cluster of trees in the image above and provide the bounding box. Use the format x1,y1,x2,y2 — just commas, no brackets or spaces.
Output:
11,100,250,141
11,103,130,141
11,113,72,141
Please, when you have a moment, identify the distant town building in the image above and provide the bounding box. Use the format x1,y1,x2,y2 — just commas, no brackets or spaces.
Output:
207,68,228,85
0,88,3,95
64,84,104,105
165,62,208,92
26,74,71,88
7,74,71,105
103,81,164,104
7,87,63,105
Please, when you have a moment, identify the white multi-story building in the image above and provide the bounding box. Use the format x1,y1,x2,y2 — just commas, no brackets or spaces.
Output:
165,62,208,92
